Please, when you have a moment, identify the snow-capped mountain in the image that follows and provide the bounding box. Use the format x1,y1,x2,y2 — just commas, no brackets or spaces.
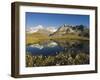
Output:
26,25,44,33
46,27,57,33
26,25,57,34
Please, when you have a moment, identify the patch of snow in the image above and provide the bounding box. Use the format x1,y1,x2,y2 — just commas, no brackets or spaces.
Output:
26,25,57,33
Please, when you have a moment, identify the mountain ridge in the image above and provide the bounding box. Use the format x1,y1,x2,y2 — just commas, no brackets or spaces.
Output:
26,24,89,38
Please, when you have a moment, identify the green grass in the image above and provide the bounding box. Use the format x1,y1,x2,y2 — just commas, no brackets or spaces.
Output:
26,33,89,45
26,32,49,45
50,34,89,41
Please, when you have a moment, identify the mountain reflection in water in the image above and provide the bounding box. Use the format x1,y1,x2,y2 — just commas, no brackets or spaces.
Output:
26,40,89,56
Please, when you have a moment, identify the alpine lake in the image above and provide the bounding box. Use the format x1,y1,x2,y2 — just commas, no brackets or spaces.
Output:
26,39,89,67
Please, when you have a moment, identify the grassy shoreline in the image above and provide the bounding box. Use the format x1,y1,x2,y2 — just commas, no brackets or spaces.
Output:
26,34,89,45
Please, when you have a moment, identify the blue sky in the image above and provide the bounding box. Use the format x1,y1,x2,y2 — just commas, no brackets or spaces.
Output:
26,12,89,28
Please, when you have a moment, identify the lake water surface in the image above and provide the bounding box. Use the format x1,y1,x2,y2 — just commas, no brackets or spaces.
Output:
26,40,89,56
